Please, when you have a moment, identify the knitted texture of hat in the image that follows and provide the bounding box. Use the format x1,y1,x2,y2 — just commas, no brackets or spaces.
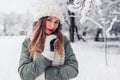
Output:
31,0,64,24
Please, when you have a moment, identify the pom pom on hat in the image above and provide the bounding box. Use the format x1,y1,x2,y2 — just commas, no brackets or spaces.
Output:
31,0,64,24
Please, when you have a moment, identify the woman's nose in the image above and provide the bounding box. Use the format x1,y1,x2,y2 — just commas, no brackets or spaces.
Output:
50,22,55,28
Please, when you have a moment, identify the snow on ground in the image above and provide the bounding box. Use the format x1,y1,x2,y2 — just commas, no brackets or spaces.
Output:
0,36,120,80
0,36,25,80
71,41,120,80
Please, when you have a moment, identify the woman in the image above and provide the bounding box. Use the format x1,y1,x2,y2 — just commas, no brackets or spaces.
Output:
18,1,78,80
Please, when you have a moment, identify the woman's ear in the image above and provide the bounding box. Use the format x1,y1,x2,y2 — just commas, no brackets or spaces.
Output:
59,23,62,30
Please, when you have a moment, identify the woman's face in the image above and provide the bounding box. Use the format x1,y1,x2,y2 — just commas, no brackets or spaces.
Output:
45,16,60,35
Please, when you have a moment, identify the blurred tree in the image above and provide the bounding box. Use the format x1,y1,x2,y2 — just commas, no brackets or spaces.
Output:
68,10,75,42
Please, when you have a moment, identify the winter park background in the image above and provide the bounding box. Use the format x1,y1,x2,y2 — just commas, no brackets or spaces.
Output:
0,0,120,80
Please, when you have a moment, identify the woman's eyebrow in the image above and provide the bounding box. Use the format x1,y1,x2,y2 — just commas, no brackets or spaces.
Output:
48,17,52,19
48,16,60,22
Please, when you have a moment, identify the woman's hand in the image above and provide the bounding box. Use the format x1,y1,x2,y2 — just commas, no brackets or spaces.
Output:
42,35,57,61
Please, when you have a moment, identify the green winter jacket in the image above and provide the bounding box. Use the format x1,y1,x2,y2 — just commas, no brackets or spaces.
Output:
18,36,79,80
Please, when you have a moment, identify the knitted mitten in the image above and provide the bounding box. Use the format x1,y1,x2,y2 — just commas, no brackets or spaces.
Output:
42,35,57,61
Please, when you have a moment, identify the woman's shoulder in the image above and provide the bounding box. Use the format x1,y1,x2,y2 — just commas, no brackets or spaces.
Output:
22,38,30,46
63,35,69,43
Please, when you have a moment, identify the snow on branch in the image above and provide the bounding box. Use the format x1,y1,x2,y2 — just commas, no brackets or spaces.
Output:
108,0,120,6
111,10,120,15
67,0,84,13
86,16,103,28
106,15,117,33
93,0,102,7
67,0,102,24
80,0,102,24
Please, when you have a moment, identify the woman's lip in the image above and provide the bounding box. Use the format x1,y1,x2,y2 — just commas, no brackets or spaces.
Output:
48,29,53,31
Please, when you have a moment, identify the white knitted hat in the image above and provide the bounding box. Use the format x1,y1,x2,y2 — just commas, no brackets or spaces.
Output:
31,0,64,24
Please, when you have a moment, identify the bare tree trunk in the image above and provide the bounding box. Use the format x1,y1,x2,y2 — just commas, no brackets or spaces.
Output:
94,27,104,41
67,0,75,42
3,20,7,36
74,26,80,40
68,11,75,42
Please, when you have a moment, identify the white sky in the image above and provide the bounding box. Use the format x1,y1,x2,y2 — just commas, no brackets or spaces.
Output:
0,0,33,14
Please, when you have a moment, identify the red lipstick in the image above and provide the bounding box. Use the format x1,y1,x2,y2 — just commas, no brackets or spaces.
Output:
48,28,54,32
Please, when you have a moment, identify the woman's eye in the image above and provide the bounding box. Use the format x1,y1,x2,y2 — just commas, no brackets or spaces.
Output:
47,18,51,21
55,21,59,24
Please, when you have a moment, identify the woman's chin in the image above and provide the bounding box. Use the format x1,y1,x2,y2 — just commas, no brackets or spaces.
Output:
45,32,52,35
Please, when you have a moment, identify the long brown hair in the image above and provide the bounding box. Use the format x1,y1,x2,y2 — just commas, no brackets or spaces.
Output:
29,17,64,58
